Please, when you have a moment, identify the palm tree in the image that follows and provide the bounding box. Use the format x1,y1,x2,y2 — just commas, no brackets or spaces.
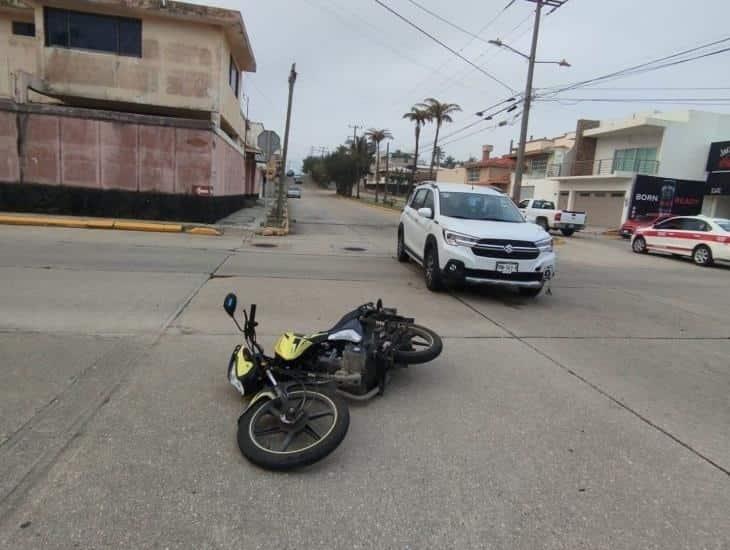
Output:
418,98,461,178
364,128,392,203
402,106,430,186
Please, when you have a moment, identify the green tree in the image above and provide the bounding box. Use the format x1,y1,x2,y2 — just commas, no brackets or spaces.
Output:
402,106,430,185
351,135,373,198
418,98,461,177
443,155,456,169
364,128,392,203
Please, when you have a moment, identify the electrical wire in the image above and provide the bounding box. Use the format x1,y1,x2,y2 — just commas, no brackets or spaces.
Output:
394,0,519,103
371,0,515,92
403,0,496,46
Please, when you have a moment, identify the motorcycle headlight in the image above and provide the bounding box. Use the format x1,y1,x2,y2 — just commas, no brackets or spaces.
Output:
535,237,553,253
443,229,480,247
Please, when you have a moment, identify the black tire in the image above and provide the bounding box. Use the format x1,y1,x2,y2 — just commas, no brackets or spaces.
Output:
396,226,409,262
560,228,575,237
237,388,349,470
424,244,443,291
393,324,443,365
519,286,543,298
536,218,550,232
692,245,714,266
632,236,647,254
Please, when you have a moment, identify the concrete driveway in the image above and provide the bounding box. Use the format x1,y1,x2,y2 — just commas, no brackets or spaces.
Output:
1,184,728,549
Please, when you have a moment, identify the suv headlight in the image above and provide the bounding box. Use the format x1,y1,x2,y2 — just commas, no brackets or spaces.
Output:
443,229,480,247
535,237,553,253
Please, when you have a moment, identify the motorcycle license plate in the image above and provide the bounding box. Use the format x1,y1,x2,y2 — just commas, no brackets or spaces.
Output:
496,262,518,275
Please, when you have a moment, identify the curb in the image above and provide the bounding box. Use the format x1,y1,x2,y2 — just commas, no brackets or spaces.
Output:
0,213,222,237
340,195,403,213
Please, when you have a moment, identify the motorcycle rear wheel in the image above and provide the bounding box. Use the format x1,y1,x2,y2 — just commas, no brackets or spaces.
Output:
237,388,349,470
393,324,443,365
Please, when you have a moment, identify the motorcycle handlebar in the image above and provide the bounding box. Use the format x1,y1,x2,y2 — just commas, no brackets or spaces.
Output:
249,304,257,325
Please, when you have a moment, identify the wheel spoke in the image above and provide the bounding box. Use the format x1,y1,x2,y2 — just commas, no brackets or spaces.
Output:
254,426,283,437
280,431,296,452
308,410,334,420
303,424,322,441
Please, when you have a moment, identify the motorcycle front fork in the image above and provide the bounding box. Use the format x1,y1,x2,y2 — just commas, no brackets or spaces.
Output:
265,368,300,424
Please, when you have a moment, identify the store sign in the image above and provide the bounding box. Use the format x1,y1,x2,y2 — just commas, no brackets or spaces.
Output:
706,171,730,195
628,175,704,219
706,140,730,172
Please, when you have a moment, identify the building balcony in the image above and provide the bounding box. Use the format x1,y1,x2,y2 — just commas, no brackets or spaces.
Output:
547,158,660,178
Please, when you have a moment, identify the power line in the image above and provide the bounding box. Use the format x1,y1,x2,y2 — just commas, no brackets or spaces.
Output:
540,36,730,96
371,0,516,92
395,0,519,103
403,0,496,46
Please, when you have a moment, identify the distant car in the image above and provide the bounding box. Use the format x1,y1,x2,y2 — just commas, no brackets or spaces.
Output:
620,214,670,239
631,215,730,266
518,198,586,236
287,186,302,199
294,175,303,184
286,170,295,177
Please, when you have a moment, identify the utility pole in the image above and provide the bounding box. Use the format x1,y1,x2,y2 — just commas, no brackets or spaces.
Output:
276,63,297,223
349,124,361,198
509,0,567,203
384,141,390,205
511,1,542,203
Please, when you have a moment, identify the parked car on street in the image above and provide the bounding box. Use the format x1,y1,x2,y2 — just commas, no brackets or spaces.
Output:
631,216,730,265
294,174,303,184
518,198,586,236
620,214,671,239
286,170,295,177
287,186,302,199
397,182,556,297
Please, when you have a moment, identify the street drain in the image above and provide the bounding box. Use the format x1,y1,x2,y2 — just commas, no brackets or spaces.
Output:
253,243,278,248
343,246,367,252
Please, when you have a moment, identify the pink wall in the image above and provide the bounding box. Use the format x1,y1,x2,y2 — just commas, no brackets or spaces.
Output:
0,110,249,196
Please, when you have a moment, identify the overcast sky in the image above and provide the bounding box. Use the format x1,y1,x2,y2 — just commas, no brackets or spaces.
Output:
194,0,730,170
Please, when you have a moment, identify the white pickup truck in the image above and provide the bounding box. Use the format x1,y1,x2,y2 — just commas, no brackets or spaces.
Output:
518,199,586,237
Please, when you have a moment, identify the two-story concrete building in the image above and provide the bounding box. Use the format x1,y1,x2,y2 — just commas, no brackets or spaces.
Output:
464,145,515,193
0,0,258,222
550,110,730,227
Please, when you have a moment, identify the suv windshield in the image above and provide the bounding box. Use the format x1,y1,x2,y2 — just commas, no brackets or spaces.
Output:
439,192,524,223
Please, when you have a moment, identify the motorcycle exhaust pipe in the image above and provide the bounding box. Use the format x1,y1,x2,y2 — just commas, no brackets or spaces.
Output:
337,387,380,401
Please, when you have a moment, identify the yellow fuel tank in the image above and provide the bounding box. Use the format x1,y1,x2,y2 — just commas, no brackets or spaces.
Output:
273,332,315,361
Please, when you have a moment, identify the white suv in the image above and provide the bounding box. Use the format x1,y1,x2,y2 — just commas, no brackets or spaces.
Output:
397,182,556,296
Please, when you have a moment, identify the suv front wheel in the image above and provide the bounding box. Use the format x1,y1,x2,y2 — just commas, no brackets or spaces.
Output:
424,245,443,292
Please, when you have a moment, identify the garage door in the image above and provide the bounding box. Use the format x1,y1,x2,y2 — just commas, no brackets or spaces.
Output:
573,191,625,227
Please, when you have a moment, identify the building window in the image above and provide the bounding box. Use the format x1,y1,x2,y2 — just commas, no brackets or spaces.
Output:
613,148,658,173
44,7,142,57
467,167,480,182
229,56,240,97
527,156,548,176
12,21,36,36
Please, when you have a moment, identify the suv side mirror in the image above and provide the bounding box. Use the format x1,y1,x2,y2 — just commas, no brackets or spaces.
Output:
417,207,433,219
223,293,237,317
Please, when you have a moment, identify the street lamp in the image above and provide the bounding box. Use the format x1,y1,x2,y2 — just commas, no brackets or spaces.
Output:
487,2,570,203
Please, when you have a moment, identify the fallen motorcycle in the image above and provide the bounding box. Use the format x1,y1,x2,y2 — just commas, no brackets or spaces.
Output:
223,294,443,470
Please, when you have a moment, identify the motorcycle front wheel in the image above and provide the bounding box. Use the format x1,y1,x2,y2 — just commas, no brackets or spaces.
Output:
237,388,349,470
393,324,443,365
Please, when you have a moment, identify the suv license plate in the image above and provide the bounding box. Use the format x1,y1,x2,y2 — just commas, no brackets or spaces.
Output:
496,262,519,275
567,223,574,229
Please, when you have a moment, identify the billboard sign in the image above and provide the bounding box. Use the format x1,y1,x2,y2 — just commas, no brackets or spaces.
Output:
628,175,704,219
706,140,730,172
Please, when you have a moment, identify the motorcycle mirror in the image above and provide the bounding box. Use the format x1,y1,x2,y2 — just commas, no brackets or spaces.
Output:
223,293,237,317
376,298,382,310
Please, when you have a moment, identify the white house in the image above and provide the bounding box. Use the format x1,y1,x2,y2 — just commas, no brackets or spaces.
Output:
548,110,730,227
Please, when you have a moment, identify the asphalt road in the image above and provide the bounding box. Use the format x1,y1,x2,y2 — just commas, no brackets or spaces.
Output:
0,183,728,549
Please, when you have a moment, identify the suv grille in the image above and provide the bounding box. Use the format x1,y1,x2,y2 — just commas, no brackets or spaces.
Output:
471,239,539,260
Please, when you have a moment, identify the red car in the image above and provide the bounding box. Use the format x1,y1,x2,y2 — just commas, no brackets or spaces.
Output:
620,215,670,239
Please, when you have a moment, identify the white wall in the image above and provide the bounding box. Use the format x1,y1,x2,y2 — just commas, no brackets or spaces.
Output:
658,111,730,180
593,131,663,163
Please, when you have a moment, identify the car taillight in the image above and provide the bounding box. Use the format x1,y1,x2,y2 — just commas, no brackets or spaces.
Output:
555,212,562,221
